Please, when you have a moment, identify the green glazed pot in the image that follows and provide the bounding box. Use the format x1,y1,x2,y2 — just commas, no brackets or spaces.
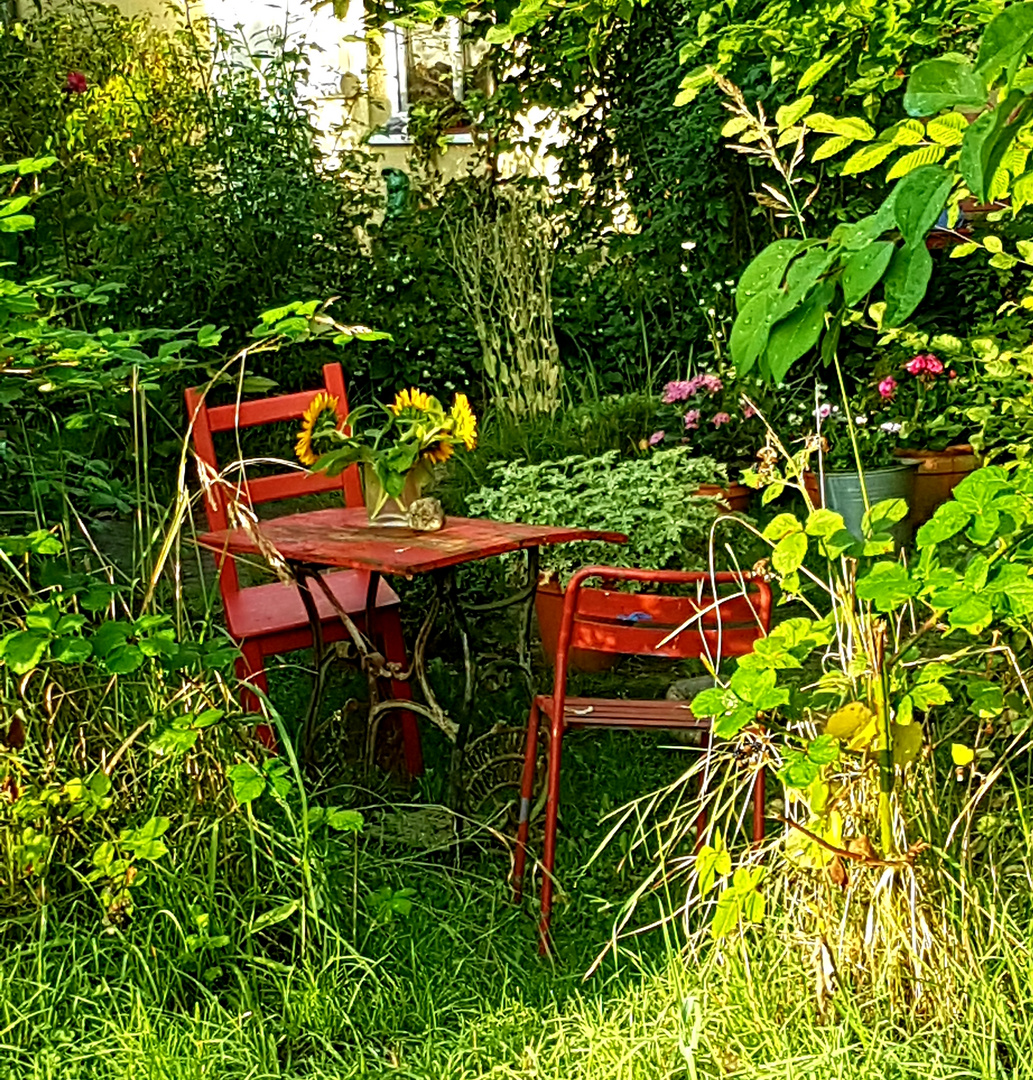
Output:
808,464,916,549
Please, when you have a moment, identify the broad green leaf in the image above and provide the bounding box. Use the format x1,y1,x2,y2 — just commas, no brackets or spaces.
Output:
721,116,751,138
51,636,92,664
772,532,808,575
975,4,1033,86
764,281,834,383
327,808,365,833
775,95,814,130
799,49,846,92
735,240,800,313
714,702,765,739
229,763,266,804
841,141,896,176
893,166,954,248
807,734,840,765
805,509,847,538
856,563,919,612
729,290,778,376
886,118,925,146
886,145,946,181
960,91,1031,202
949,595,994,634
966,678,1004,718
251,899,301,933
696,840,732,895
926,114,967,147
916,501,971,546
862,498,909,535
904,58,987,117
841,241,895,307
813,134,854,162
882,242,933,328
763,513,803,542
1,630,49,674
711,888,741,939
690,686,739,718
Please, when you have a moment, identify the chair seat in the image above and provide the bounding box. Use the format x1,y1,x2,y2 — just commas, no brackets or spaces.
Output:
224,569,401,641
537,695,708,730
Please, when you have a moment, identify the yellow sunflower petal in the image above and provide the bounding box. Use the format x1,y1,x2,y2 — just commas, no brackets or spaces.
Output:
295,391,339,466
450,392,477,451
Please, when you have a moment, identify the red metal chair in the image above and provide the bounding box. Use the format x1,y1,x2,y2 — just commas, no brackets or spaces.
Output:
512,566,772,951
184,363,422,776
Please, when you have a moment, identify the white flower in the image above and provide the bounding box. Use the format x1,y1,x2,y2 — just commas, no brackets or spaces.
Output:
881,421,902,434
854,414,868,426
681,240,697,251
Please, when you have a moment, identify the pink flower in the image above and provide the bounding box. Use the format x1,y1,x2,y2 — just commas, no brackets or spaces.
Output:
662,380,692,404
742,403,756,419
905,353,944,377
817,403,832,420
712,412,731,427
701,374,724,394
878,376,897,399
65,71,88,94
949,369,957,380
648,430,665,446
684,409,701,431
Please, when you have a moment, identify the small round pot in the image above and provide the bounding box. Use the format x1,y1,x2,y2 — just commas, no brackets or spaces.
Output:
892,445,979,527
804,464,916,549
696,482,752,513
535,579,618,673
363,463,427,526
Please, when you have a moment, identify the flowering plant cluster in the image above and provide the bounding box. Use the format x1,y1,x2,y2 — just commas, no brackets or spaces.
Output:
295,387,477,514
876,350,971,452
647,370,767,471
813,391,901,471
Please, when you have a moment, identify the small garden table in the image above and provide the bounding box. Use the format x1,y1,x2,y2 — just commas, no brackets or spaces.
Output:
199,507,624,806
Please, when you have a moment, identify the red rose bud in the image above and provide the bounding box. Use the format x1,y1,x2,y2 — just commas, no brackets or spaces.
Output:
65,71,88,94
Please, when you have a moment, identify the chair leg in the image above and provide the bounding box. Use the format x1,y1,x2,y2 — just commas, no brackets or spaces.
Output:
538,714,565,955
695,728,711,853
377,609,423,778
752,764,766,844
237,641,276,752
513,698,541,903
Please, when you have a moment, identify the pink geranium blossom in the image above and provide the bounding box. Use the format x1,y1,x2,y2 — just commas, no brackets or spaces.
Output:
683,409,701,431
648,430,665,446
742,403,756,419
906,353,943,376
662,380,692,404
878,376,897,399
712,412,731,427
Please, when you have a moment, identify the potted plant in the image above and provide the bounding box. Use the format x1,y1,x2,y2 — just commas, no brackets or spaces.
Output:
297,387,478,524
465,447,723,670
648,371,770,510
873,342,980,526
804,386,915,549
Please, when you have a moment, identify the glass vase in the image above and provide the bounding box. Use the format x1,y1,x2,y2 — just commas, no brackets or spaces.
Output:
363,463,428,526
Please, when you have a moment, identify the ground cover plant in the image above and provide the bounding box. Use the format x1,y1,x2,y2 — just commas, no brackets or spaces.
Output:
8,1,1033,1077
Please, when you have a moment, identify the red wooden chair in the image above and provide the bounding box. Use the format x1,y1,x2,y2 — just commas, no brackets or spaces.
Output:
512,566,772,951
184,363,422,776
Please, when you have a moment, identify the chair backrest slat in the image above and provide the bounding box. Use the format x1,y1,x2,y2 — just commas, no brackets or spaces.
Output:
559,568,771,665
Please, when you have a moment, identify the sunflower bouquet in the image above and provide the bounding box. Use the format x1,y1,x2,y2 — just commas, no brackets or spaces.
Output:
295,387,477,521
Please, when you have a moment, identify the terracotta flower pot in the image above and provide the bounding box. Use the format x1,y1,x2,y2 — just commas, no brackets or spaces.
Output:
893,445,980,527
535,579,618,673
696,482,752,513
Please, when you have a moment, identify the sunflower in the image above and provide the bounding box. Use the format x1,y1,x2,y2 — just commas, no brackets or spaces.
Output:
295,391,339,466
389,388,433,416
450,393,477,451
422,439,455,465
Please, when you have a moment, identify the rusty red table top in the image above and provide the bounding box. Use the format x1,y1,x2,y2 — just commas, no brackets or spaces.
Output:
199,507,626,578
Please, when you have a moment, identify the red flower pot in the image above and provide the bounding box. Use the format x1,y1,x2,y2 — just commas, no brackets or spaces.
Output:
535,579,618,673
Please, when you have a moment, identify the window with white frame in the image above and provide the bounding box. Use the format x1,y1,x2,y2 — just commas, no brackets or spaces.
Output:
373,17,479,142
